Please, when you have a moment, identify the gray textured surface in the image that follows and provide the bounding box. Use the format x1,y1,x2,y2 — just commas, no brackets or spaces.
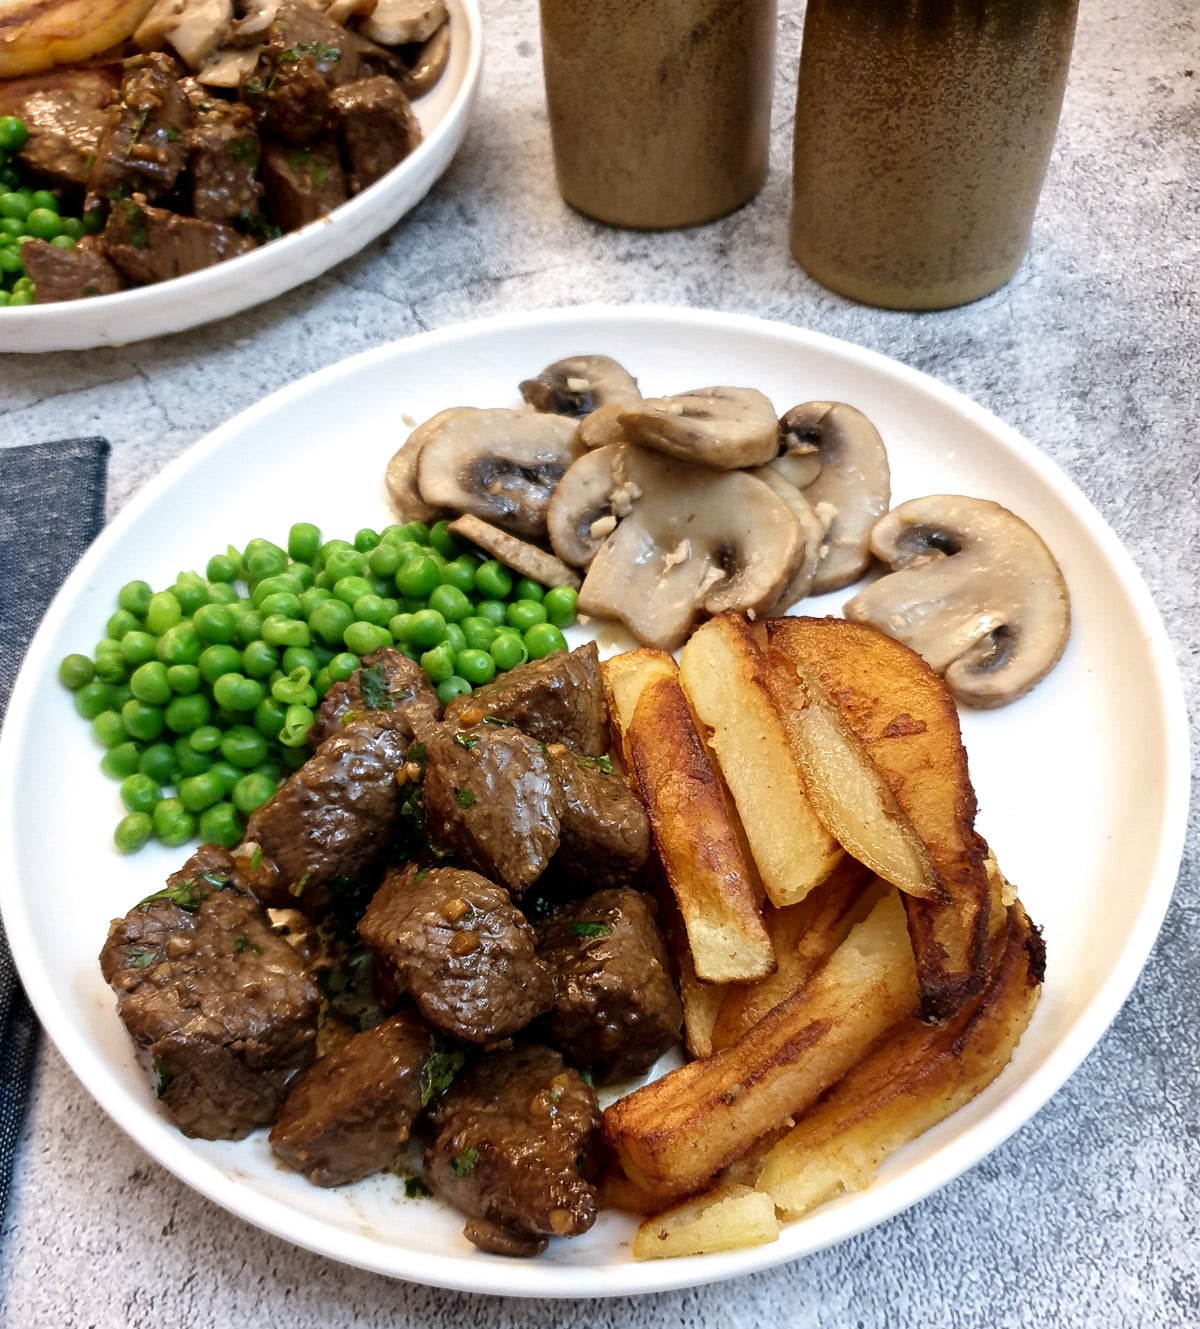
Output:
2,0,1198,1325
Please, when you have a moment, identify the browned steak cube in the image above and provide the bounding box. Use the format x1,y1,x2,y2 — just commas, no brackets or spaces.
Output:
544,744,650,889
426,1044,602,1257
443,642,609,757
102,194,254,285
240,714,411,917
259,137,347,232
537,889,681,1083
330,75,421,194
308,648,441,749
357,866,555,1045
186,94,263,225
423,724,563,893
23,238,123,302
11,67,119,190
99,854,319,1141
269,1009,435,1186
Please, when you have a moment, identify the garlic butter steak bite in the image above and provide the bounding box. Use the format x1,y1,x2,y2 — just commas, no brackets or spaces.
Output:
307,646,440,748
844,494,1071,708
541,743,650,891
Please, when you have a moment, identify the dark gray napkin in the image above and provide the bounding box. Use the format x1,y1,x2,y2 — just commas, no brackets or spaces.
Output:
0,435,109,1222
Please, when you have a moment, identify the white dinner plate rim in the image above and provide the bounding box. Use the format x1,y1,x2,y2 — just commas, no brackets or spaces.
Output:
0,304,1189,1297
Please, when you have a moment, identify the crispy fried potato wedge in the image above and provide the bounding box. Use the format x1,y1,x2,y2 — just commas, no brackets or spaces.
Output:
764,616,992,1020
679,614,844,907
603,650,776,985
756,897,1044,1218
632,1183,780,1259
710,856,884,1052
0,0,154,78
603,890,918,1200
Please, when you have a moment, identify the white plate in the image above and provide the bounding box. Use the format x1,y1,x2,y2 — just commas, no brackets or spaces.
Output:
0,307,1188,1297
0,0,482,354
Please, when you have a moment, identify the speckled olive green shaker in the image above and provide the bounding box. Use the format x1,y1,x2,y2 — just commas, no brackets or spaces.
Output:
539,0,777,230
790,0,1079,309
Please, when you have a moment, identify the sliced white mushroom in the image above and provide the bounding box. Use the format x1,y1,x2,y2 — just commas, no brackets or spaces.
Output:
619,386,780,470
358,0,446,46
576,447,807,651
750,465,828,613
775,401,891,593
519,354,642,420
446,514,581,591
575,401,631,451
385,413,444,523
402,17,449,96
415,407,583,541
843,494,1071,708
134,0,235,70
545,444,629,568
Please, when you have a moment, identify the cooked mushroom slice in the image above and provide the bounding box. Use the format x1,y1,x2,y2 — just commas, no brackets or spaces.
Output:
402,17,450,97
751,465,828,612
576,401,630,451
446,513,581,591
545,444,628,568
385,412,443,523
577,447,806,651
416,407,583,541
359,0,447,46
776,401,891,593
843,494,1071,708
519,354,642,419
618,386,779,470
134,0,235,70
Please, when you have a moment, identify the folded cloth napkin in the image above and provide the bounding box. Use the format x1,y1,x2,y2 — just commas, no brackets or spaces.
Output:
0,436,109,1224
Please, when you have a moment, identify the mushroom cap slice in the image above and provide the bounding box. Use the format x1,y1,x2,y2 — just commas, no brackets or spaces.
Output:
619,386,780,470
776,401,891,593
446,513,581,591
545,443,630,569
358,0,446,45
750,466,827,613
576,448,807,652
519,354,642,419
415,406,583,541
385,411,443,523
843,494,1071,708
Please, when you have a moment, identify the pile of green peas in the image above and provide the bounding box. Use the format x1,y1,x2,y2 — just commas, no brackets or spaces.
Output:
0,116,100,307
58,519,578,856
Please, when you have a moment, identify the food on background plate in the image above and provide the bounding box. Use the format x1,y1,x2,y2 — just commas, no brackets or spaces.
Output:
0,0,452,305
0,0,153,78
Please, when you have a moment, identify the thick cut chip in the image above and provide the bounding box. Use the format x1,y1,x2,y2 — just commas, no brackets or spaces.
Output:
764,616,993,1020
603,889,918,1200
0,0,154,77
679,613,844,907
632,1183,780,1259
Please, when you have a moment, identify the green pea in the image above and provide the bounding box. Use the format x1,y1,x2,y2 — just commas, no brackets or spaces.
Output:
58,653,95,690
474,560,513,600
241,639,279,679
23,206,61,240
327,651,360,683
324,548,367,583
153,798,197,848
288,522,321,563
119,773,160,815
0,117,29,152
250,573,305,608
129,660,171,706
351,593,391,627
279,704,315,747
92,648,128,685
114,812,154,854
0,192,30,221
403,608,447,649
524,622,568,660
91,709,126,748
354,527,381,552
192,601,238,643
139,742,177,785
328,575,371,609
440,555,479,595
233,609,263,647
397,520,431,545
119,630,158,666
281,646,320,678
74,680,114,719
122,698,165,743
213,672,265,712
455,648,496,686
299,586,332,618
428,519,462,559
314,667,333,697
172,573,210,616
395,553,441,600
101,741,142,780
437,675,473,705
188,724,223,754
513,578,545,602
29,190,57,213
343,620,392,656
220,725,269,769
207,581,240,605
461,616,498,652
475,599,507,626
155,623,202,667
428,583,472,624
164,692,211,735
232,771,277,816
178,770,226,814
505,599,548,633
444,622,467,653
206,552,240,583
144,590,183,635
173,737,213,778
420,640,456,683
107,608,141,640
198,801,242,848
166,664,201,695
543,585,579,628
491,631,529,672
199,643,243,683
253,696,288,740
387,613,413,644
271,666,315,706
367,542,403,579
207,760,243,796
242,538,289,585
6,288,32,307
308,597,354,648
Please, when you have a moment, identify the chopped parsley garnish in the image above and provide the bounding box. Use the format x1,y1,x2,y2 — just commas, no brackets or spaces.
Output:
456,788,476,809
311,162,329,188
452,733,478,751
404,1176,431,1199
123,946,157,968
249,844,264,872
359,662,392,712
482,716,515,727
569,922,611,939
233,935,262,956
229,134,258,164
450,1147,479,1178
199,870,231,889
290,870,312,898
280,41,342,63
165,127,180,142
153,1057,172,1098
136,879,207,913
420,1041,466,1107
121,199,149,251
576,754,614,775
